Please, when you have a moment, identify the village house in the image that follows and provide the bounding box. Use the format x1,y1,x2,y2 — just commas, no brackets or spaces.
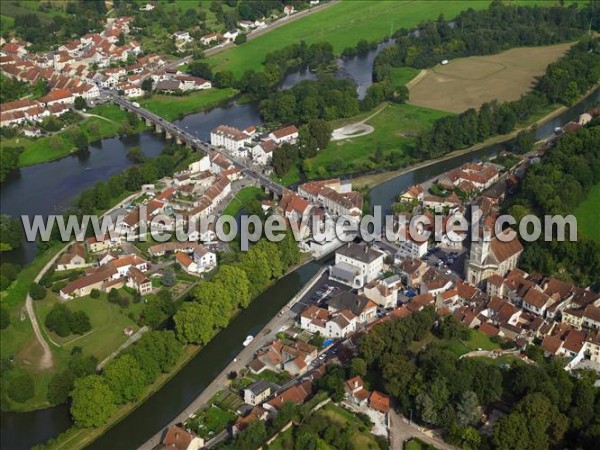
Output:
345,376,370,406
268,124,299,144
200,33,222,46
362,274,402,309
175,245,217,274
251,139,278,166
243,380,275,406
251,340,317,376
299,304,358,338
297,179,363,218
264,380,312,412
56,244,86,271
161,425,204,450
223,29,240,43
327,291,378,324
330,243,385,288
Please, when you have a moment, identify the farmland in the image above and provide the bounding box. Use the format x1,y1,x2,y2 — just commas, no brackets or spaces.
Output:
408,42,573,113
574,182,600,242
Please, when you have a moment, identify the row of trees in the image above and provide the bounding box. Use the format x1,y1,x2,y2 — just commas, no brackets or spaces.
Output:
506,121,600,287
357,309,600,449
373,1,598,78
175,235,300,345
415,39,600,160
70,330,181,427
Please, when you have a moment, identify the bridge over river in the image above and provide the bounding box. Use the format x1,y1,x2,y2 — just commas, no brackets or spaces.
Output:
113,96,286,196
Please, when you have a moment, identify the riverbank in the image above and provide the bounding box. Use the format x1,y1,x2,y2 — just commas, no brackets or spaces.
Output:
139,88,239,122
40,252,319,450
350,85,599,190
1,104,149,168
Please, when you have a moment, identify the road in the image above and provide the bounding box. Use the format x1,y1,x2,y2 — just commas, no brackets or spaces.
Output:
138,267,326,450
113,96,286,196
389,410,457,450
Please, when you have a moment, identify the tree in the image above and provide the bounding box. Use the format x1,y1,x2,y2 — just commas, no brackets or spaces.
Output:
350,358,367,377
103,354,146,403
456,391,481,427
29,282,47,300
141,78,153,92
47,371,74,405
0,215,22,251
69,311,92,335
90,289,101,299
213,265,251,308
234,33,247,45
72,130,89,152
493,412,530,450
0,304,10,329
161,268,176,287
189,61,213,80
7,372,35,403
74,96,87,110
70,375,117,428
45,303,73,337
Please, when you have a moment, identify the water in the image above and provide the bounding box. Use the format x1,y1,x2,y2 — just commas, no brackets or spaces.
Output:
1,49,597,449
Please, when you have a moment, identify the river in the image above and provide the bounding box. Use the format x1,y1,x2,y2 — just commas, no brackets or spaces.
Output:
0,45,383,267
1,54,598,450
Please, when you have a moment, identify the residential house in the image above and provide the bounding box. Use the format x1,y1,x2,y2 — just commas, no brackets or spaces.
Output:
244,380,273,406
327,291,378,324
223,29,240,43
362,275,401,309
200,33,222,46
345,376,370,406
269,125,298,144
299,305,357,338
264,380,312,412
161,425,204,450
251,139,278,166
56,244,86,271
126,267,152,295
297,179,363,218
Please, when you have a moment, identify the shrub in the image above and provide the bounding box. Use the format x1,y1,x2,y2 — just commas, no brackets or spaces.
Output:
7,372,35,403
90,289,101,299
29,282,47,300
0,305,10,329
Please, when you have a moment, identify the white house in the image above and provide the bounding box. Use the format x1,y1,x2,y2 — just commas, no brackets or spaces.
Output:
210,125,251,153
223,29,240,43
363,274,401,309
269,124,299,144
171,31,193,43
244,380,272,406
251,139,278,165
330,243,385,288
200,33,221,46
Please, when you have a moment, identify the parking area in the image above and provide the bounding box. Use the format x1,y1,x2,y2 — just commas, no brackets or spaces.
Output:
290,272,351,315
422,246,466,278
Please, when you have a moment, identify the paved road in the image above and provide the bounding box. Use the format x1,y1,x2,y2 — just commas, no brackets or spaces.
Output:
138,266,326,450
389,410,457,450
113,96,286,196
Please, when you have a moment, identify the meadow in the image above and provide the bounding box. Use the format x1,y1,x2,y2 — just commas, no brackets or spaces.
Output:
298,103,450,182
209,0,497,76
139,88,238,121
408,42,573,113
574,182,600,242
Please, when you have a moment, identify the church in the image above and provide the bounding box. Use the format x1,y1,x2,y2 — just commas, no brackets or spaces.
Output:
465,228,524,286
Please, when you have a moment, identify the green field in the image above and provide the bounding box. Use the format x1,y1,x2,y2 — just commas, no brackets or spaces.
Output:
222,186,265,217
139,88,238,121
209,1,548,76
445,330,501,357
35,292,143,362
297,103,450,183
574,182,600,242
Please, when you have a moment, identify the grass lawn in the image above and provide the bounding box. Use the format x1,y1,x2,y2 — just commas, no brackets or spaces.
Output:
35,291,144,362
445,330,500,356
186,405,236,439
12,104,148,167
209,1,547,76
139,88,239,121
222,186,265,217
300,103,450,182
405,438,438,450
247,368,291,386
574,182,600,242
390,67,421,90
